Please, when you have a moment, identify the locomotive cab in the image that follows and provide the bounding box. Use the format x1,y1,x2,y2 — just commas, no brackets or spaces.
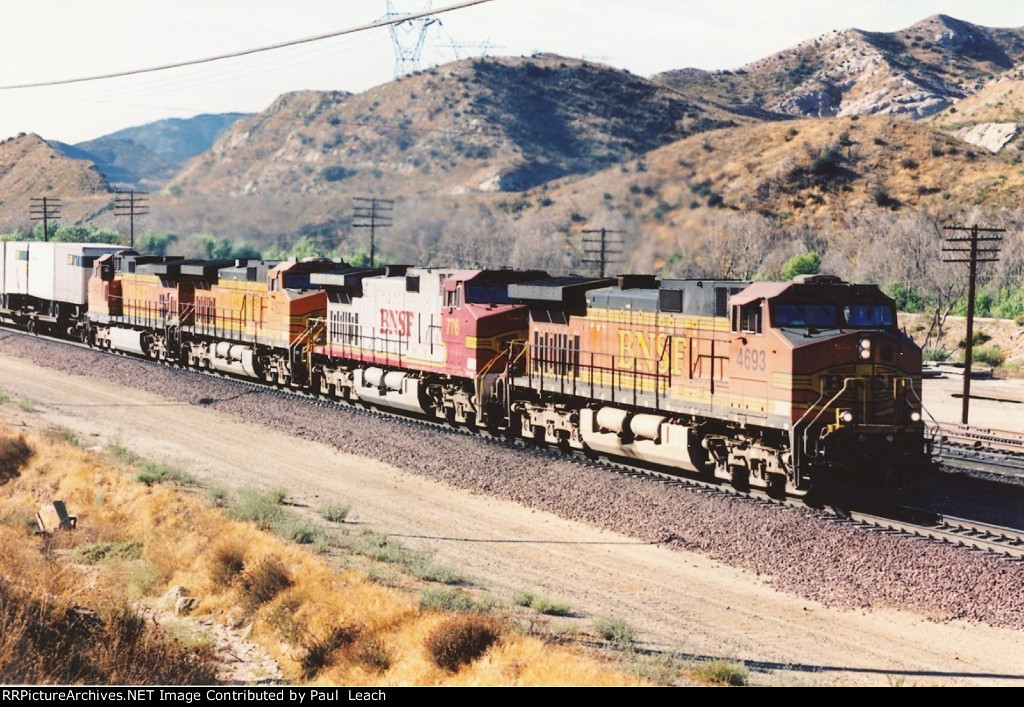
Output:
738,276,930,491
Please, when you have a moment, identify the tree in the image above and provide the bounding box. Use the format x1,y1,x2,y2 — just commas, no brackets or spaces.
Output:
779,251,821,280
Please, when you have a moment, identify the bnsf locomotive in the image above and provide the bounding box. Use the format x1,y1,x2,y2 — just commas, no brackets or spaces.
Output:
0,241,933,496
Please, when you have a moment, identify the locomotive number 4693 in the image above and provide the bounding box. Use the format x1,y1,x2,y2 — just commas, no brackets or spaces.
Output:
737,347,766,371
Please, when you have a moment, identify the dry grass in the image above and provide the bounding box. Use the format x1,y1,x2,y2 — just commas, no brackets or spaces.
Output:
0,419,640,686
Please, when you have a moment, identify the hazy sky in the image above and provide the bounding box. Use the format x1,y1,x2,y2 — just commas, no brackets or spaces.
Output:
4,0,1024,144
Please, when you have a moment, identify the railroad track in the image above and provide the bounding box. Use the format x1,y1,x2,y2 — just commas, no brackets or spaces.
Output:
844,508,1024,560
6,324,1024,562
929,422,1024,478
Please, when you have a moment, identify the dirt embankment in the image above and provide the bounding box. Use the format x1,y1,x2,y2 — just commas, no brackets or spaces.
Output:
2,333,1024,686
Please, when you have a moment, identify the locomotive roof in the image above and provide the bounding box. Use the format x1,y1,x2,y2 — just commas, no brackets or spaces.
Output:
179,260,236,278
508,276,614,303
309,266,386,290
730,277,891,307
585,278,751,317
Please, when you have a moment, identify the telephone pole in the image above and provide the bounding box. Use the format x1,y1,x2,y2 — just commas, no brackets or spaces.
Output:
942,223,1004,424
29,197,61,242
581,228,622,278
115,190,149,248
353,197,394,267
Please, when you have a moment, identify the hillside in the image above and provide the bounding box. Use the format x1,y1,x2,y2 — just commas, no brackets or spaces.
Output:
656,15,1024,120
0,134,112,230
53,113,252,191
2,15,1024,277
167,55,747,201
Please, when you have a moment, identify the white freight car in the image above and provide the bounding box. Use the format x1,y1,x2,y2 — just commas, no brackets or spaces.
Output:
0,242,133,318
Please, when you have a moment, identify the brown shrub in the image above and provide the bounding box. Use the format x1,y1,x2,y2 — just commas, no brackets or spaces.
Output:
425,615,503,672
0,581,217,684
354,635,392,674
238,557,292,609
0,434,32,485
208,541,247,587
300,624,359,679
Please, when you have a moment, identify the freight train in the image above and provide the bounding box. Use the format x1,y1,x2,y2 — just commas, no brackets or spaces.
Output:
0,240,934,497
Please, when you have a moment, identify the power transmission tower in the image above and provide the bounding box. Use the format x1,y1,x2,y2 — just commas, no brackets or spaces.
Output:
446,38,497,60
29,197,61,242
386,1,440,79
115,190,149,248
581,228,622,278
942,223,1004,424
353,197,394,267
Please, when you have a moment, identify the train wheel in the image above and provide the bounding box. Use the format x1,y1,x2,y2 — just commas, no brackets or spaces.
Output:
766,473,787,500
532,425,546,448
729,464,750,492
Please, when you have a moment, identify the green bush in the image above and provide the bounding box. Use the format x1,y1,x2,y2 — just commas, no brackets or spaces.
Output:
690,659,749,686
230,489,287,530
136,460,194,486
958,331,991,349
513,589,572,616
320,166,354,182
419,588,478,613
593,615,636,646
319,503,350,523
74,541,142,564
779,251,821,281
972,346,1005,368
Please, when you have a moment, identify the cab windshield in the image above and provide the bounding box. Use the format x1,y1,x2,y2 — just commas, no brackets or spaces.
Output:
771,303,894,328
466,283,512,304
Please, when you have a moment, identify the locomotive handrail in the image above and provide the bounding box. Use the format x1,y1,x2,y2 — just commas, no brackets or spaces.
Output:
797,377,861,457
902,378,944,458
516,339,670,409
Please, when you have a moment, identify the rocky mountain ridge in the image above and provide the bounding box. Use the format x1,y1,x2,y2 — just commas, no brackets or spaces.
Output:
2,14,1024,279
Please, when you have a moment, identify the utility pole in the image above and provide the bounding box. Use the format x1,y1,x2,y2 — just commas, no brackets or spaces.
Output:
29,197,61,242
353,197,394,267
581,228,622,278
942,223,1004,424
115,190,149,248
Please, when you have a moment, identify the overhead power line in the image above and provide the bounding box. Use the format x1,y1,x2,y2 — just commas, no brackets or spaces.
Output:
0,0,494,91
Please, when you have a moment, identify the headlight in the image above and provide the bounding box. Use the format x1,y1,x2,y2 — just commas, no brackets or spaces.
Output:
909,411,921,422
858,337,871,360
839,410,854,424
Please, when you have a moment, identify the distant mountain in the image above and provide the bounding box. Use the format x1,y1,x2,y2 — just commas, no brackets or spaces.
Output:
167,55,750,200
5,14,1024,275
655,14,1024,120
52,113,251,190
0,133,112,231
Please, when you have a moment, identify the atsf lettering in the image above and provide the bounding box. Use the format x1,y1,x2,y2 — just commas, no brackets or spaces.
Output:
380,308,414,337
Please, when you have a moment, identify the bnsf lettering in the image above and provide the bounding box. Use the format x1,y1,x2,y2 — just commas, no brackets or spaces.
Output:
617,330,687,375
380,309,414,337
